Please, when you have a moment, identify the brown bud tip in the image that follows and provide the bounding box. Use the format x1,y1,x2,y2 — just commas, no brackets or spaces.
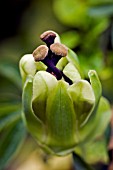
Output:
50,43,68,57
40,30,56,43
33,45,48,61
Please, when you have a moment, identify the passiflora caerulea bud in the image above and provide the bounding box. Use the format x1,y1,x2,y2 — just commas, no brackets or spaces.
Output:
20,30,111,156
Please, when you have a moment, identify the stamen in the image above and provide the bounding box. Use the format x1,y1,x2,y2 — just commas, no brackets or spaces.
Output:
33,45,48,61
33,44,62,80
50,43,68,57
33,41,72,84
50,43,68,66
40,30,56,47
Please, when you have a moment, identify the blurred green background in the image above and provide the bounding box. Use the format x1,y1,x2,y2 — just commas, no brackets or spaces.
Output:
0,0,113,170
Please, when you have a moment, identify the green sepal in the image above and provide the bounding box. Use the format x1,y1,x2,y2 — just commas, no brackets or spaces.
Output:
88,70,102,107
68,79,95,127
67,49,83,78
32,71,57,123
74,97,111,164
22,75,44,142
46,80,77,154
79,70,103,141
73,152,94,170
63,62,81,82
56,57,68,71
19,54,37,84
36,61,47,71
86,96,111,140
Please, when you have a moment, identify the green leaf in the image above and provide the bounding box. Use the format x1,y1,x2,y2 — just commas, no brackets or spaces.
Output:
61,31,80,49
89,5,113,17
0,74,21,103
85,18,109,45
0,119,26,170
0,109,21,132
75,123,111,164
74,136,109,164
53,0,88,27
0,103,21,117
112,23,113,48
88,0,113,5
0,62,21,89
73,152,94,170
46,80,77,154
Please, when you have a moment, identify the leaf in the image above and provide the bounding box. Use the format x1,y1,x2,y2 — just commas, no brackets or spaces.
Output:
74,137,109,164
73,152,94,170
0,103,21,117
0,119,26,170
85,18,109,45
88,5,113,17
0,109,21,132
0,62,21,89
88,0,113,5
111,23,113,48
53,0,88,27
61,31,80,49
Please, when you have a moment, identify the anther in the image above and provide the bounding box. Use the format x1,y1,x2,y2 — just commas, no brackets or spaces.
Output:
50,43,72,84
50,43,68,57
50,43,68,65
33,45,48,62
40,30,56,47
33,44,62,80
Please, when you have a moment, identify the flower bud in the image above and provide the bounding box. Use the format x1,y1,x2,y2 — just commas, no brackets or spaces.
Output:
20,30,111,156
